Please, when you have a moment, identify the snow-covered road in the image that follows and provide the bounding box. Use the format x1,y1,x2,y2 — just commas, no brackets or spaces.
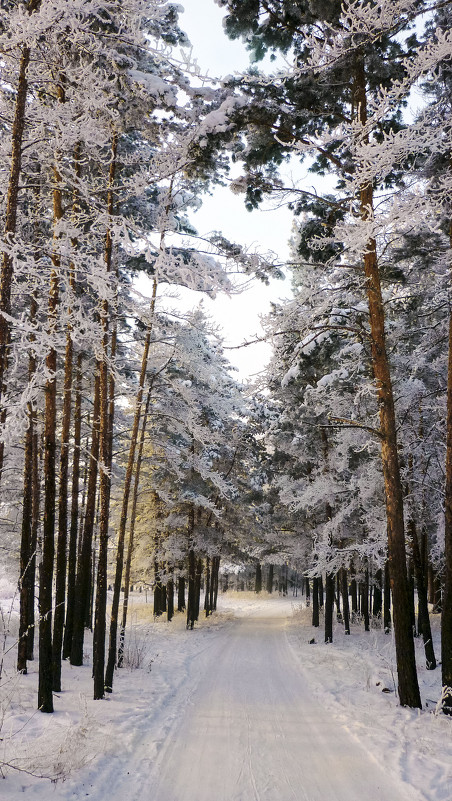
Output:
142,609,414,801
4,593,449,800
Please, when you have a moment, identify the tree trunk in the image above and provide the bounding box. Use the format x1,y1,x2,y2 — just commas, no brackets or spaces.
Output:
354,53,420,708
209,561,214,612
318,575,324,608
442,213,452,711
373,568,383,619
167,576,174,622
194,558,202,621
341,567,350,635
17,398,35,674
17,295,38,673
324,572,334,643
186,544,196,630
255,562,262,594
305,575,310,605
178,576,186,612
38,148,65,713
70,369,101,665
153,559,165,617
92,133,118,700
204,557,211,616
213,556,220,611
362,568,370,632
52,322,73,692
312,576,319,628
350,572,358,620
37,278,57,712
335,572,341,618
63,353,83,659
27,402,40,660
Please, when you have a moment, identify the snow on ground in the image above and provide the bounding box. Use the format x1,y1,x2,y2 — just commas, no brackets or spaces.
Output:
0,586,450,800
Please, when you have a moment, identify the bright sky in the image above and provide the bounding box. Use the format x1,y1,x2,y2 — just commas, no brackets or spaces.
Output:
177,0,294,382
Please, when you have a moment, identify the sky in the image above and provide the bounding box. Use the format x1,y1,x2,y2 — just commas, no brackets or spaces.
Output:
175,0,295,382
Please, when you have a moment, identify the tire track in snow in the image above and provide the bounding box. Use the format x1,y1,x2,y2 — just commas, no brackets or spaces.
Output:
143,612,417,801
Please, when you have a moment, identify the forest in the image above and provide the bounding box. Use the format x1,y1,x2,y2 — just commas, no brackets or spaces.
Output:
0,0,452,794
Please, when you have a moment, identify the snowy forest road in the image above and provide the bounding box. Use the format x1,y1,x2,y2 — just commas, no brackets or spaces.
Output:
142,607,415,801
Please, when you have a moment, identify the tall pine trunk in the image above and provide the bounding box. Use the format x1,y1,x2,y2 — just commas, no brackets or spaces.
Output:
52,308,73,691
17,297,38,673
53,143,81,683
324,572,334,643
38,153,64,712
354,52,421,708
442,214,452,711
93,133,118,700
186,508,196,630
341,567,350,635
27,398,40,660
70,369,101,665
312,576,319,628
63,353,83,659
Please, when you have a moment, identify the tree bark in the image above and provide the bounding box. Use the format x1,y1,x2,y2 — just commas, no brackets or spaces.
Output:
17,296,38,673
318,575,324,608
186,501,196,630
17,399,34,674
362,568,370,632
55,145,81,668
204,557,211,616
194,557,202,621
335,572,341,618
93,132,118,700
52,312,73,691
373,568,383,619
312,576,319,627
341,567,350,635
63,353,83,659
38,156,63,712
255,562,262,594
212,556,220,611
442,213,452,711
178,576,186,612
354,52,421,708
70,369,101,665
324,572,334,643
27,397,40,661
167,575,174,622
